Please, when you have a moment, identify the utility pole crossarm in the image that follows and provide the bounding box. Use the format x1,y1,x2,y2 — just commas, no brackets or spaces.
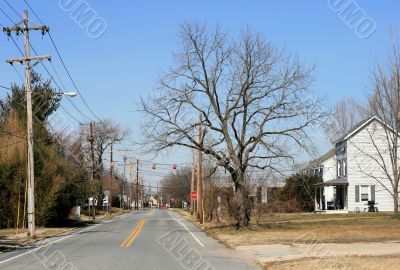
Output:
3,25,49,33
6,55,51,64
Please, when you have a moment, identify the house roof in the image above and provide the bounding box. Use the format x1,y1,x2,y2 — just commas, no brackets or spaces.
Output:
318,149,336,163
317,178,349,186
334,116,380,143
308,148,335,167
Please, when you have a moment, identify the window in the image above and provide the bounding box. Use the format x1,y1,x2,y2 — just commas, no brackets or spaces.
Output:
337,159,347,177
360,185,369,201
343,159,347,176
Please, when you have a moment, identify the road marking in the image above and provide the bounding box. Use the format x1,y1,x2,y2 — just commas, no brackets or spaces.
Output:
0,223,102,266
120,219,146,248
169,211,205,248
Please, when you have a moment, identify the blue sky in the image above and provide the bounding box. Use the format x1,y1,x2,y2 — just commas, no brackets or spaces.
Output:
0,1,399,182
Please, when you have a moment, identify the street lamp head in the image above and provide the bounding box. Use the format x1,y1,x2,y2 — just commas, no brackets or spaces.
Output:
63,92,77,97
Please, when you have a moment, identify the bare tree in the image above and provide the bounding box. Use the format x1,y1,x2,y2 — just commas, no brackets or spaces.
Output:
356,42,400,216
325,97,366,143
141,23,326,227
161,167,192,202
80,119,130,178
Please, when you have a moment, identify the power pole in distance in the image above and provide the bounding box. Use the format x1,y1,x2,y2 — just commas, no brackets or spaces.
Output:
136,160,139,210
191,146,196,216
197,113,203,224
109,144,113,214
122,151,127,212
89,121,96,220
3,10,51,238
129,162,133,210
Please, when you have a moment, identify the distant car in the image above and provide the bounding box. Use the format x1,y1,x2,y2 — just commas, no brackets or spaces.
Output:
102,198,109,207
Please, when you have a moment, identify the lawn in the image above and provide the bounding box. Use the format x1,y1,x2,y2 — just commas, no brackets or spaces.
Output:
212,213,400,246
264,256,400,270
176,210,400,246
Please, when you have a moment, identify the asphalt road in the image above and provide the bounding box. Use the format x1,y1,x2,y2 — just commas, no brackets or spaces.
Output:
0,210,259,269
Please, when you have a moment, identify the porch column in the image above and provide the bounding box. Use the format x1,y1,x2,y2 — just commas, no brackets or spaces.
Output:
324,186,328,210
344,185,348,210
314,187,317,211
319,187,323,211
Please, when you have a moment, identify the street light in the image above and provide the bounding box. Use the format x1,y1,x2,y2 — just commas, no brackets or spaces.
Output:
53,91,78,97
63,92,77,97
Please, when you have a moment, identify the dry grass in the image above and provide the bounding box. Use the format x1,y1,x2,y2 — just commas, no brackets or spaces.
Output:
178,211,400,246
264,256,400,270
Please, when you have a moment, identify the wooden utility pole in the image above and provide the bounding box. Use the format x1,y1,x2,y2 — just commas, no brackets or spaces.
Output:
89,122,96,219
197,113,203,224
129,162,133,210
3,10,51,238
89,122,95,183
136,160,139,210
109,144,113,214
190,146,196,216
122,152,127,211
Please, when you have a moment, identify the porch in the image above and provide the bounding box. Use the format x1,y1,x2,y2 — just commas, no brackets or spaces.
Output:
314,178,349,212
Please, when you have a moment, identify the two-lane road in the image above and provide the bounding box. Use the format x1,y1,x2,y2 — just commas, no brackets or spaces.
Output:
0,210,259,269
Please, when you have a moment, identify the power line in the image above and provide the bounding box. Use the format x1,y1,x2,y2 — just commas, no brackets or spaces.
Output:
30,44,93,122
3,35,84,124
0,6,16,24
47,33,101,121
3,0,22,20
21,0,101,121
4,36,84,125
11,64,25,82
12,0,100,122
0,139,24,149
0,130,25,139
0,85,12,91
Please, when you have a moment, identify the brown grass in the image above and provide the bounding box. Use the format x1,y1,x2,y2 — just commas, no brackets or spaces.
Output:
264,256,400,270
175,210,400,246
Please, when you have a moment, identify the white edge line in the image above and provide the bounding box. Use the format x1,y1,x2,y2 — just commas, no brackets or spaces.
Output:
169,211,205,248
0,222,103,265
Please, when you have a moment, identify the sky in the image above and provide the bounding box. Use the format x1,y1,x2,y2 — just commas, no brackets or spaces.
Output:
0,0,399,184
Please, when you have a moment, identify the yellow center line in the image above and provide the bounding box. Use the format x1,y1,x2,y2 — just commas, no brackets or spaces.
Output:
120,211,155,248
125,220,145,247
120,219,145,247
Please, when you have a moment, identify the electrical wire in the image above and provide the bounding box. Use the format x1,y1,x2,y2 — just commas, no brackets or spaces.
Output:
30,44,93,122
0,139,24,149
0,85,12,91
0,5,16,24
0,130,25,139
4,0,99,123
21,0,101,121
3,0,22,20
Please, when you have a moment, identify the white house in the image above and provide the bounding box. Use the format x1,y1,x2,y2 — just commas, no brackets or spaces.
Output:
312,116,400,212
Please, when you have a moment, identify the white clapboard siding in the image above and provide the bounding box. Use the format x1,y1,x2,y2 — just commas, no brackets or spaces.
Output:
347,120,399,212
322,155,336,202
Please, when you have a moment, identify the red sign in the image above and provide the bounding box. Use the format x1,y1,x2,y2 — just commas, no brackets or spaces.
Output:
191,191,198,200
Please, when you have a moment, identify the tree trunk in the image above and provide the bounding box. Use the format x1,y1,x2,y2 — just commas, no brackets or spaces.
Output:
233,175,252,228
394,188,399,218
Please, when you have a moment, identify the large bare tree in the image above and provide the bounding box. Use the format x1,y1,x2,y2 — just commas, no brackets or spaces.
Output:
357,42,400,216
325,97,366,143
141,23,326,227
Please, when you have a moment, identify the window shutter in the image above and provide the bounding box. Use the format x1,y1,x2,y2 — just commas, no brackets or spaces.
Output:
371,185,375,201
355,185,360,202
